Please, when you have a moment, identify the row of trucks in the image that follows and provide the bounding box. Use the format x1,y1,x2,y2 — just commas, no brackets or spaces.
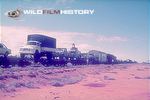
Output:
18,34,117,66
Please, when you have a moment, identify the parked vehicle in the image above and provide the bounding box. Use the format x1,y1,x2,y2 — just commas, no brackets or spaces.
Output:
80,53,88,65
107,54,117,64
0,43,11,57
88,50,107,64
67,43,81,65
19,34,56,62
0,43,11,67
52,48,68,66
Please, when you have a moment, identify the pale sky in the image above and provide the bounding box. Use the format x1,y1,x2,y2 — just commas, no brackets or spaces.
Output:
0,0,149,62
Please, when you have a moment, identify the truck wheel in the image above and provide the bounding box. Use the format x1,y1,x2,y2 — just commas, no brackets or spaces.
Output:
46,52,53,64
20,54,25,58
34,50,40,63
3,56,10,68
4,52,8,58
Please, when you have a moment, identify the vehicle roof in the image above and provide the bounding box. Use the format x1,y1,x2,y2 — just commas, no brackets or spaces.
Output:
28,41,41,43
0,43,5,45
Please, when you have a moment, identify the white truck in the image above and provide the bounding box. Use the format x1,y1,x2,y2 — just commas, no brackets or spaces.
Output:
19,34,56,62
0,43,11,57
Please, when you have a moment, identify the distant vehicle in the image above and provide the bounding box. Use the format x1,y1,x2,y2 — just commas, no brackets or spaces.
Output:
88,50,107,64
67,43,81,65
107,54,117,64
19,34,56,62
52,48,68,66
0,43,11,57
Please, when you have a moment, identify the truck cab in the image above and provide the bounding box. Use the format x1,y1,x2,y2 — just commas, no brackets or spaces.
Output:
0,43,11,57
19,41,41,58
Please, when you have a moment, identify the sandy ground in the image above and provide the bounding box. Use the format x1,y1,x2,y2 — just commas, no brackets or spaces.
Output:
0,64,150,100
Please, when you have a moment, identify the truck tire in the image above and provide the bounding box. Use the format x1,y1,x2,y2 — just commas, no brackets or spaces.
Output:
34,50,40,63
4,52,8,58
46,52,53,65
20,54,25,58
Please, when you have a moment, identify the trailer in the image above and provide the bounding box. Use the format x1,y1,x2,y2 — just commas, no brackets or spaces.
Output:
88,50,107,64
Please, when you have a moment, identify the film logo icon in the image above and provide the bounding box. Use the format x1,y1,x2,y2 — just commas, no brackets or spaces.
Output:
7,9,21,18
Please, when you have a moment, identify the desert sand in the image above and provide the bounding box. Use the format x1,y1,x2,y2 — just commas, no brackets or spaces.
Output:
0,64,150,100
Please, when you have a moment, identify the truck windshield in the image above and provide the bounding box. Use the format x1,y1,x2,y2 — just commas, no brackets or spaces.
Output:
27,42,37,45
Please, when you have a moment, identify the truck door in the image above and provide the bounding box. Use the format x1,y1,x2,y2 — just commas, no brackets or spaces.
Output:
0,44,5,55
